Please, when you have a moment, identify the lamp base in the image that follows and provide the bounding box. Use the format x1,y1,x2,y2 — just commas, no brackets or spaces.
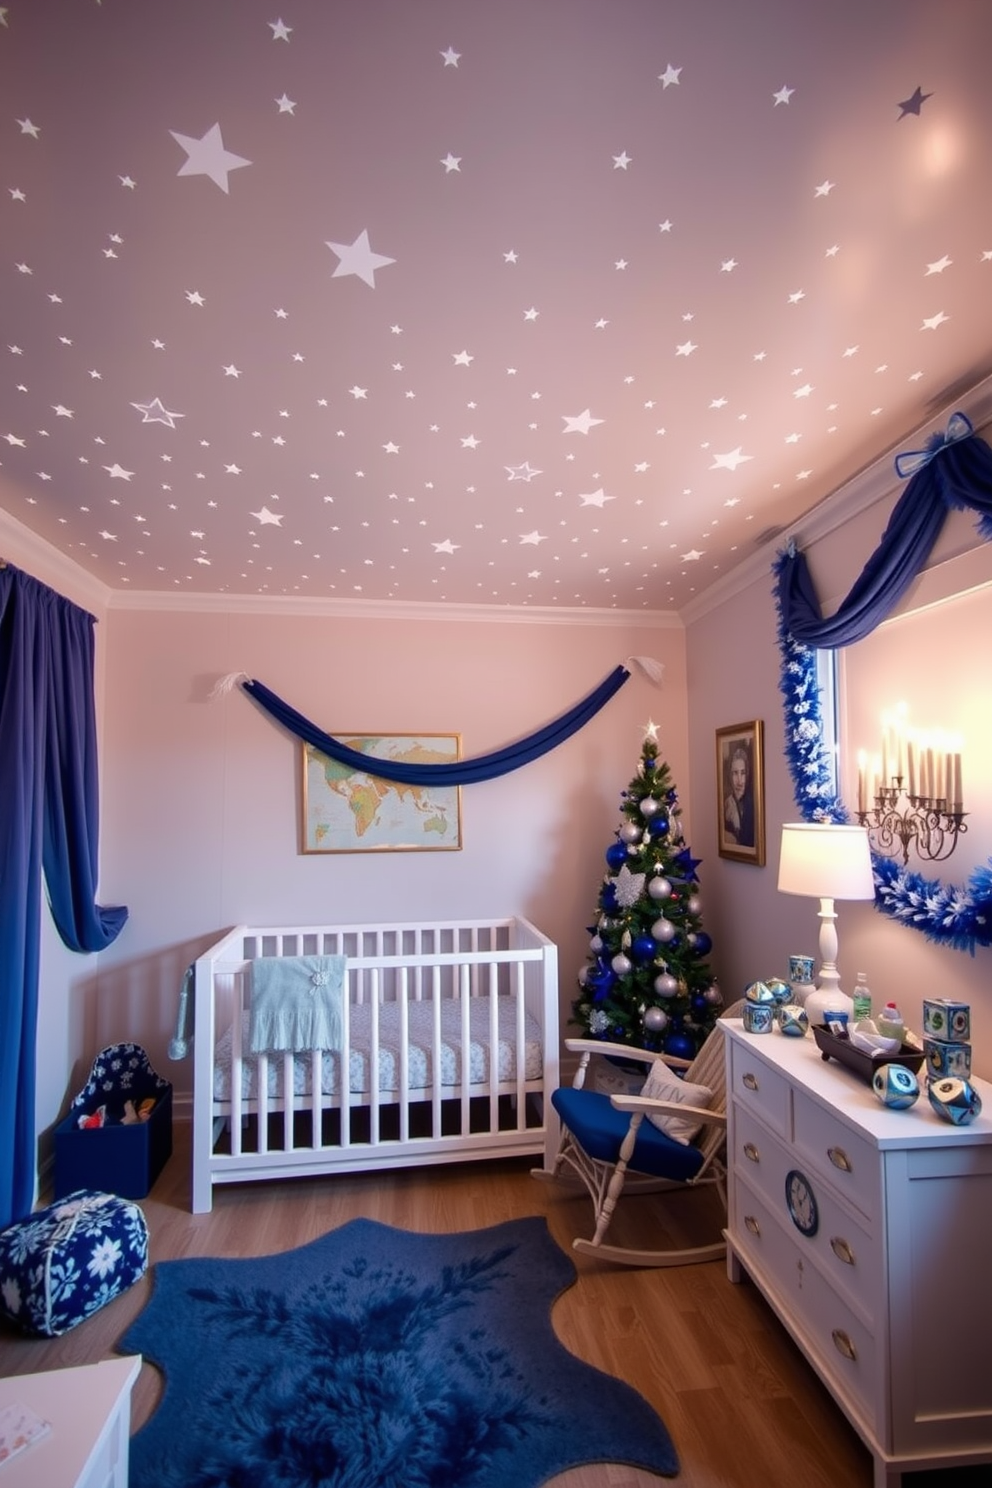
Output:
804,984,854,1029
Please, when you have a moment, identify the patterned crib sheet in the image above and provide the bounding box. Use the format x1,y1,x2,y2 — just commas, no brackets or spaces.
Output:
213,996,543,1101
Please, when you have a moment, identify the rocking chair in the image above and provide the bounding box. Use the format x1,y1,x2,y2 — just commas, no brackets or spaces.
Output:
535,1003,743,1267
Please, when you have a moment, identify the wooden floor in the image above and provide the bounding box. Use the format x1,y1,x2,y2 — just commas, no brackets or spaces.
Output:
0,1124,983,1487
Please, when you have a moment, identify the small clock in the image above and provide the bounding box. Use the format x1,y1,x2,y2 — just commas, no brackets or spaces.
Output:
785,1169,818,1237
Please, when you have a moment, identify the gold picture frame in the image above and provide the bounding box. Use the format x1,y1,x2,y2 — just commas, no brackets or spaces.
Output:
302,733,463,853
716,720,765,865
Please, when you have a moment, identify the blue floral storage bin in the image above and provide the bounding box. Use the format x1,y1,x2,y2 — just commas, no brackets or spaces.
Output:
54,1042,173,1201
0,1190,148,1337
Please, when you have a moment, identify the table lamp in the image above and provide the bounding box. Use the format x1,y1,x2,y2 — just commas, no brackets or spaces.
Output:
777,823,875,1019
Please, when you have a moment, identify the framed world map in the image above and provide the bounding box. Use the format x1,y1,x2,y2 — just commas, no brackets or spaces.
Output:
302,734,462,853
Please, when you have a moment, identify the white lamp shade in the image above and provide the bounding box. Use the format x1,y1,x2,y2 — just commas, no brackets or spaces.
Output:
777,823,875,901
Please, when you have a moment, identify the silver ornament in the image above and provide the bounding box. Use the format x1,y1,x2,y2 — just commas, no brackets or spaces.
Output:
611,952,632,976
654,972,679,997
644,1007,668,1032
704,984,724,1006
651,917,676,943
687,894,702,915
619,821,642,843
639,796,660,818
648,876,672,901
590,934,603,952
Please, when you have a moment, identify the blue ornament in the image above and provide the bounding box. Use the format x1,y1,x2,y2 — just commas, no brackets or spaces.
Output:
927,1076,983,1126
605,842,627,870
691,931,713,957
690,993,709,1015
872,1063,920,1110
631,934,657,961
663,1032,695,1060
600,885,619,913
649,814,670,837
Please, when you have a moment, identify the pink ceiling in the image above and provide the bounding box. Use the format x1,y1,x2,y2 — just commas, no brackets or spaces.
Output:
2,0,991,612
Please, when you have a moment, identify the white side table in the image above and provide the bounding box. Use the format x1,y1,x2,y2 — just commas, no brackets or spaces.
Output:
0,1356,141,1488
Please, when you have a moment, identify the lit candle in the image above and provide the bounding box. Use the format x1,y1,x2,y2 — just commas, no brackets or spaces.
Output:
951,752,962,809
857,749,867,814
907,738,917,798
935,749,945,803
924,746,934,802
870,754,881,806
881,728,890,787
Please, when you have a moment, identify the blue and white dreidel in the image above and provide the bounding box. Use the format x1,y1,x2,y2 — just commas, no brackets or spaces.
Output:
872,1062,920,1111
764,977,792,1007
927,1076,983,1126
777,1003,809,1038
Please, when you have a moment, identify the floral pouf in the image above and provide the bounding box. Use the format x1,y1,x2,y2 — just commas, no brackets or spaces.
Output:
0,1189,148,1336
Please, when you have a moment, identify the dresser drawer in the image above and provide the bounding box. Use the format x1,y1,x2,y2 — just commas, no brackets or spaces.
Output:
792,1089,879,1222
729,1174,880,1440
729,1041,790,1135
731,1121,881,1326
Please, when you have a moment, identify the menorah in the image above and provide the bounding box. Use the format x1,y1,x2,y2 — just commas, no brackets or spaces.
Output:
856,775,967,865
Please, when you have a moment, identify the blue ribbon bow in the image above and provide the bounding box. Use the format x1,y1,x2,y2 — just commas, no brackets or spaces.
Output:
894,410,974,479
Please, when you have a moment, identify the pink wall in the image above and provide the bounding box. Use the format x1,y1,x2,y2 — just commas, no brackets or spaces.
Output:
93,605,688,1101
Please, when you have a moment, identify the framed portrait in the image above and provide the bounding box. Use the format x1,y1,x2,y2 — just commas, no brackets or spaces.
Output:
302,733,462,853
715,720,765,865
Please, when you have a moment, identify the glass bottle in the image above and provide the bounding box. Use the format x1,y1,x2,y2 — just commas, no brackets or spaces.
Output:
852,972,872,1025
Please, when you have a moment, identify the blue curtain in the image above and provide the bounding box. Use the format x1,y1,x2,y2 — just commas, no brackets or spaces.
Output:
0,565,128,1229
244,665,631,785
776,413,992,648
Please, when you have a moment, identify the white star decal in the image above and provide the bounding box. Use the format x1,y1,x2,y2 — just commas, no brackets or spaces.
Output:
710,447,753,471
383,441,399,454
223,364,241,377
524,306,539,320
658,64,681,88
562,409,604,434
17,118,40,138
250,507,283,526
185,290,205,306
170,123,251,193
503,250,518,263
506,463,541,482
52,404,73,418
275,94,296,114
793,383,813,398
453,350,474,366
720,258,738,273
432,539,460,553
676,340,697,356
613,152,632,169
921,311,949,330
814,180,834,196
519,531,547,545
579,488,612,507
788,289,806,304
441,153,461,172
269,18,292,40
681,549,704,562
132,398,183,427
925,256,952,274
326,229,396,288
773,85,794,105
104,463,134,480
441,46,460,66
3,433,26,447
460,435,480,448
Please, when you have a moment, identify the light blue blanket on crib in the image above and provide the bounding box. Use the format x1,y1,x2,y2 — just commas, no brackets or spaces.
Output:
248,955,347,1053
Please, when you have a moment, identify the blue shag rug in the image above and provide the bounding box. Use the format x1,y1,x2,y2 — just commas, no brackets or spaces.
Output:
120,1215,678,1488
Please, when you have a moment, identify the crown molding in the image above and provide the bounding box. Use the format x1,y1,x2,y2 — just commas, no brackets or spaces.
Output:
104,587,683,628
677,372,992,628
0,507,112,616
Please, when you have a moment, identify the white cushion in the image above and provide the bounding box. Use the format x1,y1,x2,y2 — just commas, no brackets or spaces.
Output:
640,1060,713,1144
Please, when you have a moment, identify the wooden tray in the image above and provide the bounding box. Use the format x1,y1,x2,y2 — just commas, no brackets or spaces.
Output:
812,1024,925,1085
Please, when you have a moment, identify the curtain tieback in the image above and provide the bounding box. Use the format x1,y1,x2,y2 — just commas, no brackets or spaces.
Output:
894,409,973,479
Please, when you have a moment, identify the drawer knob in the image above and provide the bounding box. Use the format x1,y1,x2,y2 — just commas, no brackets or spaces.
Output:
830,1236,856,1266
744,1214,761,1236
827,1146,853,1173
831,1328,858,1362
742,1072,759,1091
743,1142,760,1164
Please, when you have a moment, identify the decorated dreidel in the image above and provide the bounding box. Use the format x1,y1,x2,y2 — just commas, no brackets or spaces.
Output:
927,1076,983,1126
872,1062,920,1111
777,1004,809,1038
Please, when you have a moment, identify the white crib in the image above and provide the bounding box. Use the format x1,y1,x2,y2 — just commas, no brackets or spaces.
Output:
191,916,559,1212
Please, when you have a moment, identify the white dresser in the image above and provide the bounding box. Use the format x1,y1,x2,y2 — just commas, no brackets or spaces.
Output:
723,1021,992,1488
0,1356,140,1488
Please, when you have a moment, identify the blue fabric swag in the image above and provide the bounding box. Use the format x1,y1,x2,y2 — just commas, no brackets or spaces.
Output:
776,412,992,649
243,664,632,785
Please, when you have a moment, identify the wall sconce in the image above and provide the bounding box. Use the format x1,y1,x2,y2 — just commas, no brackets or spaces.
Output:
855,705,966,866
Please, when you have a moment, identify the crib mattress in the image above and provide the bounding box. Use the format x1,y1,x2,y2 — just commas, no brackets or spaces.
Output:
213,996,543,1102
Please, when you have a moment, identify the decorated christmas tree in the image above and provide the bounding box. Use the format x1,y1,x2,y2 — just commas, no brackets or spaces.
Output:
572,725,722,1057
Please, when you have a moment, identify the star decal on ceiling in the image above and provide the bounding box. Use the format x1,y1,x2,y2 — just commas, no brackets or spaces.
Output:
925,255,952,274
432,539,460,553
170,123,251,193
898,86,932,117
773,85,794,105
269,18,292,41
132,398,184,427
17,118,40,138
579,488,612,507
658,64,681,88
441,153,461,172
103,463,134,480
506,463,542,481
326,229,396,288
562,409,604,434
681,549,704,561
921,311,949,330
250,507,283,525
275,94,296,114
453,350,474,366
441,46,461,66
519,531,548,545
710,447,752,471
676,340,697,356
613,152,632,169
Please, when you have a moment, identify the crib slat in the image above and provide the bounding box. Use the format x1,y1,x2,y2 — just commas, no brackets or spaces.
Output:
460,963,471,1135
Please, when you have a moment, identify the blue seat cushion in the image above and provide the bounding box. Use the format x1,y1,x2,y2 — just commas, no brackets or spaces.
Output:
0,1189,148,1337
552,1087,705,1183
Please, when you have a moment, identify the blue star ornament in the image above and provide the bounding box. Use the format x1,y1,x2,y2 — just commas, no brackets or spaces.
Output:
672,847,702,881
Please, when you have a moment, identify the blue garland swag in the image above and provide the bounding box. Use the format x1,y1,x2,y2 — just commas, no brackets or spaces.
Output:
773,548,992,954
